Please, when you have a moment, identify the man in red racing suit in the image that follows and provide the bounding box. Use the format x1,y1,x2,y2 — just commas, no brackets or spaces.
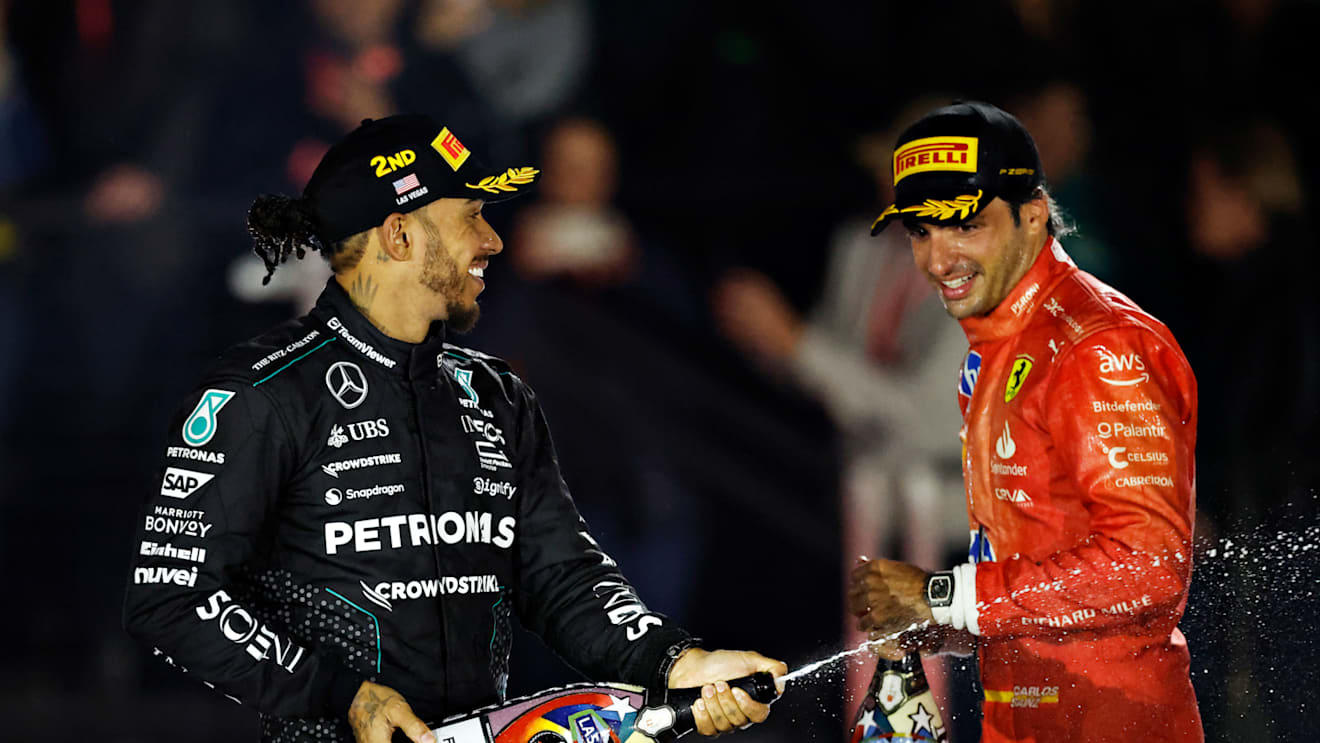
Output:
848,101,1202,741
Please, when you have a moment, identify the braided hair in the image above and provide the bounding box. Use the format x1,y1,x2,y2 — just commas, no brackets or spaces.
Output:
246,195,326,285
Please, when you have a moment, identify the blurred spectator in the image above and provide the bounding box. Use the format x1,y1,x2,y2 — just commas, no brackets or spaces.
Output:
1176,118,1318,742
416,0,591,128
1007,78,1117,283
511,117,637,286
712,97,969,722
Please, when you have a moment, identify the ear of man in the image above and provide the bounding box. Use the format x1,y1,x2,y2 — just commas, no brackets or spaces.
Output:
378,212,413,262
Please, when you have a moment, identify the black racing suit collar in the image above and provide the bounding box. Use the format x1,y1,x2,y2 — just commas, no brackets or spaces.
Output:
312,277,449,381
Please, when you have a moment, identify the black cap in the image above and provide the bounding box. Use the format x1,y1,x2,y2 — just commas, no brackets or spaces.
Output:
870,101,1043,234
304,114,538,244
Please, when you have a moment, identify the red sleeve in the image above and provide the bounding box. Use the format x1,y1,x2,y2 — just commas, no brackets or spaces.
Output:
973,327,1197,639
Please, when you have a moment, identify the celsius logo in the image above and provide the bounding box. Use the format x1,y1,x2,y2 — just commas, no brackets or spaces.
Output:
959,351,982,398
160,467,215,499
325,488,343,506
1095,345,1149,387
995,422,1016,459
182,389,235,447
325,362,369,409
1102,444,1129,470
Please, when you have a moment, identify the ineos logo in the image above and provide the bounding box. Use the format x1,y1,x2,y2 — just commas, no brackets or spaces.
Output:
325,362,368,409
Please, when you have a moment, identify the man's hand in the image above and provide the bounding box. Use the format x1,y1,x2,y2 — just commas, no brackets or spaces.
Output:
668,648,788,736
848,558,940,659
347,681,435,743
712,270,805,363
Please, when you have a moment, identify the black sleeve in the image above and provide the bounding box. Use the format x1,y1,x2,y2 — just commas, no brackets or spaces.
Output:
122,379,364,718
509,383,694,688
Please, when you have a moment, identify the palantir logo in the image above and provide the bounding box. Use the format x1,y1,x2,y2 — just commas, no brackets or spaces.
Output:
325,362,369,409
182,389,235,447
959,351,982,398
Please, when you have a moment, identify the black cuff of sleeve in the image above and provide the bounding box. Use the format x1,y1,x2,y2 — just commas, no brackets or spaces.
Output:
322,664,368,719
650,635,703,694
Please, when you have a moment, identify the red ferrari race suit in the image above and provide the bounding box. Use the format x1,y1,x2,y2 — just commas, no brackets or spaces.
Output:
938,238,1202,742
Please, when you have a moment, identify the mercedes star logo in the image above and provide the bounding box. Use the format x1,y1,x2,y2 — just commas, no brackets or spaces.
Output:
325,361,368,409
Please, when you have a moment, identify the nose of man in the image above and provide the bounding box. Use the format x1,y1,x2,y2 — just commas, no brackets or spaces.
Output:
921,230,965,279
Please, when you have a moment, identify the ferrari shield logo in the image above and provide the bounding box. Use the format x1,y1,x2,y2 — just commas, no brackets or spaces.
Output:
1004,355,1034,403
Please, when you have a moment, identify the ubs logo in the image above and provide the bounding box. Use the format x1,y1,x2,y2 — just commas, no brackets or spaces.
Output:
325,362,368,409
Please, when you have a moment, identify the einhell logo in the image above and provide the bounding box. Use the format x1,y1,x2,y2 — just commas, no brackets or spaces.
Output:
894,136,979,183
431,127,471,171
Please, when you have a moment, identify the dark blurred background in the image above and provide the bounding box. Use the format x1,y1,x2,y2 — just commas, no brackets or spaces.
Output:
1,0,1317,741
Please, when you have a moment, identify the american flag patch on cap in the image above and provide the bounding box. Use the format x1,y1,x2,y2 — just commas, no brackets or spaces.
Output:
393,173,421,195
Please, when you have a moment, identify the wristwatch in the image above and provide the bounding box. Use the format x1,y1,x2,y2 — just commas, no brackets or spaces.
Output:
924,571,955,609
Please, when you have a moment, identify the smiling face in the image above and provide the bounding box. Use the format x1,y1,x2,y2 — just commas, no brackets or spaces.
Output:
410,198,502,332
905,196,1048,320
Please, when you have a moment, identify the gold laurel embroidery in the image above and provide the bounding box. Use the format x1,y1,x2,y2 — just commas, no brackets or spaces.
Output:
899,189,983,221
466,167,540,194
871,203,900,230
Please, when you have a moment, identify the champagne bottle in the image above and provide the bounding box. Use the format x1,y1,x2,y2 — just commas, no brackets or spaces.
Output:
851,653,948,742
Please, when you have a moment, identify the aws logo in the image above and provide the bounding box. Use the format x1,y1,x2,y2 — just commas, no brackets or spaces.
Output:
370,150,416,178
1095,345,1149,387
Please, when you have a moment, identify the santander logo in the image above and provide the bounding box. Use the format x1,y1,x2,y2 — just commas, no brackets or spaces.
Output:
995,422,1016,460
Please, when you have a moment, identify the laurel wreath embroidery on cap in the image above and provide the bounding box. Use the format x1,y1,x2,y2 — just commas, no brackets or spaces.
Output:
901,189,983,221
465,167,540,194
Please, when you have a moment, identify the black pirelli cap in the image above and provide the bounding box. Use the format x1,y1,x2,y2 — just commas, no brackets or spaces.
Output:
870,101,1043,235
305,114,538,244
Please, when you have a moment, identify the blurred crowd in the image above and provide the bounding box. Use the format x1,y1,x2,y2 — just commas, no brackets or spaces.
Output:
1,1,1317,741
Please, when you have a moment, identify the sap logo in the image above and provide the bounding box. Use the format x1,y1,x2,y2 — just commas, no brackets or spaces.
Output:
134,565,198,587
370,149,416,178
1095,345,1149,387
959,351,982,398
995,488,1033,505
160,467,215,499
195,590,304,673
592,580,663,641
328,419,391,449
995,422,1016,459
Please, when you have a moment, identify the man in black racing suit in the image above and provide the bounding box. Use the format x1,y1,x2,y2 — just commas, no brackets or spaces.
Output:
123,115,785,743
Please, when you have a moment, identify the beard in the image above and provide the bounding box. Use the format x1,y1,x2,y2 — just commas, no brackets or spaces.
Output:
417,213,481,333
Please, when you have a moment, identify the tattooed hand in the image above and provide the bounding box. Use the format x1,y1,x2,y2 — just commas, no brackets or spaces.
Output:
347,681,435,743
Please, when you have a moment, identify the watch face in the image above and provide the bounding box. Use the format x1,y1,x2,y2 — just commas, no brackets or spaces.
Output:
928,575,953,605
